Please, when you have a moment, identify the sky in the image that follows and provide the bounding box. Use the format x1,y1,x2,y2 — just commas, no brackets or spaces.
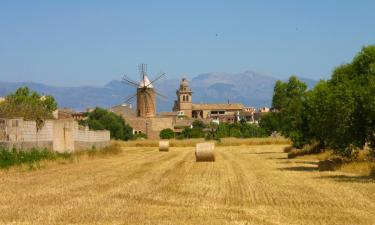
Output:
0,0,374,86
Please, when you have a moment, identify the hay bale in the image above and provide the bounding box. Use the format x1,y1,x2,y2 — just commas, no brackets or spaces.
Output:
159,140,170,152
195,142,215,162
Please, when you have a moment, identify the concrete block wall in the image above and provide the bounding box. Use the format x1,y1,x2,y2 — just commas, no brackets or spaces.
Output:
73,128,110,151
0,118,110,152
74,129,110,143
21,121,53,142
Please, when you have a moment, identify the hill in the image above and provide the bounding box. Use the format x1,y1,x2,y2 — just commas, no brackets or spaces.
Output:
0,72,317,111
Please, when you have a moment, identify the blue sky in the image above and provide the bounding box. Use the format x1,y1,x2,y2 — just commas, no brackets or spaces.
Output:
0,0,374,86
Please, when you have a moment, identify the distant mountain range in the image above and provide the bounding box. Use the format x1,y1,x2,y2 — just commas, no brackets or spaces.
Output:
0,71,317,112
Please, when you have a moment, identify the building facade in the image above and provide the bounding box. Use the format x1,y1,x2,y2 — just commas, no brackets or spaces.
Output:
173,78,245,120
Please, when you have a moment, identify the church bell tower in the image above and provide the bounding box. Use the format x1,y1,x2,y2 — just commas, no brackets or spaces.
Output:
173,78,192,117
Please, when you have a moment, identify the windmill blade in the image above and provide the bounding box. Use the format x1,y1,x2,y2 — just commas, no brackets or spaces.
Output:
124,93,137,103
139,64,147,83
146,72,166,88
122,75,139,87
154,90,168,100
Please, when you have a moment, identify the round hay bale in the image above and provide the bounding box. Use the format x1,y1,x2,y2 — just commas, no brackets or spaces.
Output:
195,142,215,162
159,140,170,152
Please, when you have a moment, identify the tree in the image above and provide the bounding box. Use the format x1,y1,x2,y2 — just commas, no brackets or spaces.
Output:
159,128,175,139
259,112,281,135
0,87,57,128
264,45,375,158
84,108,133,140
271,76,308,148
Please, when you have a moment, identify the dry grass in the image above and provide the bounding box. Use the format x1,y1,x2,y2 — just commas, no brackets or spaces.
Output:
118,137,290,147
339,161,375,177
0,144,374,225
297,149,375,177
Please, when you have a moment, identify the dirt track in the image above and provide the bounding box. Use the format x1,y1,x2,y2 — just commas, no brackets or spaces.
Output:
0,145,374,225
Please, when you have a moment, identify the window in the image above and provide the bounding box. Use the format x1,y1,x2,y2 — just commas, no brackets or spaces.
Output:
182,95,186,101
186,95,189,101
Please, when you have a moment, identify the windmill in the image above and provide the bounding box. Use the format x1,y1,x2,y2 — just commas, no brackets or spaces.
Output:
122,64,166,118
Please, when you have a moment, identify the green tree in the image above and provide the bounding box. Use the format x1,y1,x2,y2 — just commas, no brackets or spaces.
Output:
159,128,175,139
271,76,308,147
259,112,281,135
0,87,58,128
84,108,133,140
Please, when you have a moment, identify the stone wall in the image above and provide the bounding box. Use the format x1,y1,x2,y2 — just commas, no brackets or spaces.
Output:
73,126,110,151
126,116,175,139
0,118,110,152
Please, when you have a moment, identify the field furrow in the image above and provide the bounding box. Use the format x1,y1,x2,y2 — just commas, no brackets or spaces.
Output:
0,145,374,225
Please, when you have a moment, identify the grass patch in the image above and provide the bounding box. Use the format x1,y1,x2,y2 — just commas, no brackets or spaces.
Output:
285,143,322,158
0,147,73,169
292,147,375,177
339,161,375,176
87,142,122,157
0,143,123,170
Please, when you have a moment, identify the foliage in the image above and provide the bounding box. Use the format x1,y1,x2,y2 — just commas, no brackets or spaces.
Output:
192,120,205,129
83,107,133,140
0,147,71,169
269,45,375,159
271,76,308,148
0,87,57,128
182,127,205,139
259,112,281,135
215,122,268,139
133,133,147,139
205,122,220,141
159,128,175,139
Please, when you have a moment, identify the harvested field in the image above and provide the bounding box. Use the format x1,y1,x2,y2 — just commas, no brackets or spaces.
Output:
0,144,374,225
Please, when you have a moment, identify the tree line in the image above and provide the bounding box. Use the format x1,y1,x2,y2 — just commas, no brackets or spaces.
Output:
160,120,268,140
260,45,375,159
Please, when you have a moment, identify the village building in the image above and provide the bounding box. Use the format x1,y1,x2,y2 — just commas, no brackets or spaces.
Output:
173,78,245,121
109,104,136,118
53,108,86,121
113,76,270,139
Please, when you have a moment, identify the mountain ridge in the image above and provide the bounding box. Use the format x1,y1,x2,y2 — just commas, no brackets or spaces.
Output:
0,72,317,112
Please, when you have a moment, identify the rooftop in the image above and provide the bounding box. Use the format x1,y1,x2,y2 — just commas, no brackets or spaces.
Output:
192,103,244,110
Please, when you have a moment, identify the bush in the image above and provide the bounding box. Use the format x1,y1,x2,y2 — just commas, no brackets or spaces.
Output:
192,120,205,129
83,107,133,140
0,147,72,169
0,87,58,129
182,127,205,139
159,128,175,139
215,122,268,139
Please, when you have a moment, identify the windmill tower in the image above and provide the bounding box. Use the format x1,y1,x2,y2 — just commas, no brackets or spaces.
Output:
122,64,166,118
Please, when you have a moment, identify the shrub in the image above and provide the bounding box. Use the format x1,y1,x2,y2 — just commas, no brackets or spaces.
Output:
0,147,72,169
83,107,133,140
182,127,205,139
159,128,175,139
192,120,205,129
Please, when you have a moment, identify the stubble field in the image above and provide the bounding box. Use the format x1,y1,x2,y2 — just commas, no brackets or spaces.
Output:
0,144,374,225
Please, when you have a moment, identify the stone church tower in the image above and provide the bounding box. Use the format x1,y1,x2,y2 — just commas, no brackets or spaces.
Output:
173,78,192,117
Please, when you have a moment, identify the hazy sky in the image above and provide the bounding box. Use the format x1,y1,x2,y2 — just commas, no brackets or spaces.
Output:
0,0,374,86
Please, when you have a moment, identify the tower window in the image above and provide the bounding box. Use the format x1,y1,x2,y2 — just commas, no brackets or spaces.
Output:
182,95,185,101
186,95,189,101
